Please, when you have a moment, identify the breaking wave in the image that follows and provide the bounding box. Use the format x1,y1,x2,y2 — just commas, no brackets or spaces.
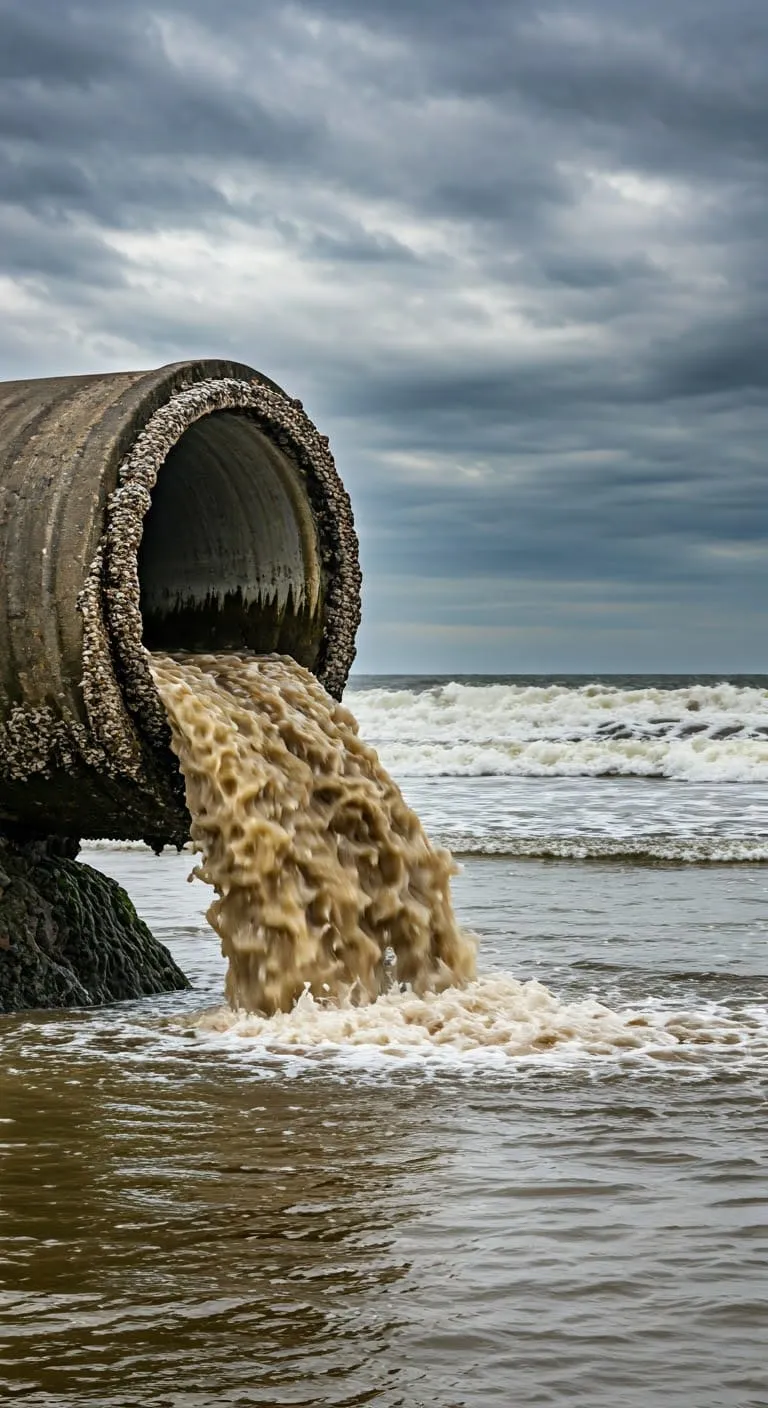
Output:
440,834,768,863
349,680,768,781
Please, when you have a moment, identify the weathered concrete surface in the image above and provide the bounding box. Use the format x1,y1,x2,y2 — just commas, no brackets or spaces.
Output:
0,358,362,1012
0,360,361,849
0,837,189,1012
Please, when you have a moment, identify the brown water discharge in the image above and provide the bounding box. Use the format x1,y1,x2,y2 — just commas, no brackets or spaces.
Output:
149,653,477,1014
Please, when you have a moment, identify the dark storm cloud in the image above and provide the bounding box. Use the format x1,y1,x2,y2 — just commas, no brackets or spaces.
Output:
650,315,768,398
1,0,767,666
0,14,316,166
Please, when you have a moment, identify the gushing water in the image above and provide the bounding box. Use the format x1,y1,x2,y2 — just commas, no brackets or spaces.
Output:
146,654,768,1068
149,653,477,1015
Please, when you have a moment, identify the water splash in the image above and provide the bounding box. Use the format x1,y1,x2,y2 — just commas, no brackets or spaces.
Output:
149,653,476,1015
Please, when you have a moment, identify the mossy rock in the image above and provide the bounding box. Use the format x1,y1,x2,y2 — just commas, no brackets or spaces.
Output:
0,838,189,1012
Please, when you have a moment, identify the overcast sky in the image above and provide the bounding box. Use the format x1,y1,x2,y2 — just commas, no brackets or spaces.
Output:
2,0,767,673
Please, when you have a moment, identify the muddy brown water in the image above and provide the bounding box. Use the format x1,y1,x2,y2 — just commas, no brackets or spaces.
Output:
149,654,476,1016
1,665,767,1406
2,855,767,1406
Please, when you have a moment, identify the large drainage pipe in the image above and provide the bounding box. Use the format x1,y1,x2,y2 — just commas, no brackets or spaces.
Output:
0,359,361,850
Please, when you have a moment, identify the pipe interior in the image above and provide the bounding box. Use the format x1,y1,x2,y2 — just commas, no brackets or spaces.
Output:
137,411,324,664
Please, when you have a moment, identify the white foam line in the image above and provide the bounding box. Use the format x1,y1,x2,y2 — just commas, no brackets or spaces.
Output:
348,681,768,782
442,835,768,863
176,976,768,1073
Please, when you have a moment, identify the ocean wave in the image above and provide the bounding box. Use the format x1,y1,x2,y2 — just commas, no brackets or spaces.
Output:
439,833,768,863
348,680,768,780
371,736,768,781
81,840,194,852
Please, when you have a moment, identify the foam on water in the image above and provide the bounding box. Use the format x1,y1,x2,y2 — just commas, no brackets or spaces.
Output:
111,660,767,1075
443,834,768,863
182,975,768,1074
2,973,765,1081
350,680,768,781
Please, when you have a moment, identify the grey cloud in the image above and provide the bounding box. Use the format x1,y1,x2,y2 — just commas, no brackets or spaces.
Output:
0,0,766,667
649,316,768,398
0,216,123,285
304,228,420,265
537,253,660,291
0,7,133,84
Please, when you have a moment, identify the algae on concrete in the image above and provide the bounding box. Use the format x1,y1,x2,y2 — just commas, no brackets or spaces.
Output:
0,837,189,1013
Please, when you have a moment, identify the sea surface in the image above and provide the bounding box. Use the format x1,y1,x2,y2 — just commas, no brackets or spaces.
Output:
1,674,768,1407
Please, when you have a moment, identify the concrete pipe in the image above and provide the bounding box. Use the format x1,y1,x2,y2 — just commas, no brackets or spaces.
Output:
0,359,361,849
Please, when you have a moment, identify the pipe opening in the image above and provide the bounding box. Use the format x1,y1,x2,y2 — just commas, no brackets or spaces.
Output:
0,363,360,844
137,411,324,666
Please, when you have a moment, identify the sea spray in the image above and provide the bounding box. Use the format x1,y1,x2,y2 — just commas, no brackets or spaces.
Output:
149,653,476,1015
350,679,768,781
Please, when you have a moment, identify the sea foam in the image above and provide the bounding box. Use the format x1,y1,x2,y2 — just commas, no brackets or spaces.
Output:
349,681,768,781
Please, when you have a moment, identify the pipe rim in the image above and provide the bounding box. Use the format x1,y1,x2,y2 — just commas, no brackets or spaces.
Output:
79,365,361,782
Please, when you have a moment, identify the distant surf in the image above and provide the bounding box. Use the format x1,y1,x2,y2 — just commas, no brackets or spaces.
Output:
349,679,768,782
439,833,768,864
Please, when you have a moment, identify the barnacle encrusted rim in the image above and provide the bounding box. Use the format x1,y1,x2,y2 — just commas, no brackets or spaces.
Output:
79,375,361,780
